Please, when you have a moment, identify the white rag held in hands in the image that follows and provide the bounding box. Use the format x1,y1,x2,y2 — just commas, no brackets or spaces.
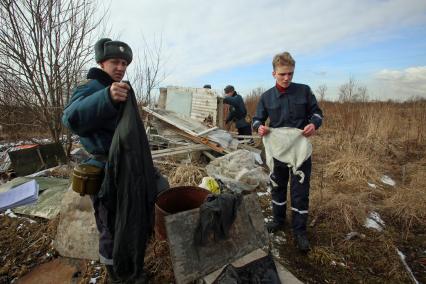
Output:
263,127,312,183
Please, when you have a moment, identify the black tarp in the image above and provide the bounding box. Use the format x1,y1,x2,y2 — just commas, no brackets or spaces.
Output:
214,254,281,284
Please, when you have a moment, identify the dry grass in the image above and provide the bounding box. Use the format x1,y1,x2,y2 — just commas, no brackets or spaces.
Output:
168,164,206,186
246,96,426,282
380,186,426,236
144,239,175,283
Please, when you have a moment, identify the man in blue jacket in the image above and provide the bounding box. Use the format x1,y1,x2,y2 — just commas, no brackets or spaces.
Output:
62,38,148,283
223,85,252,136
253,52,323,253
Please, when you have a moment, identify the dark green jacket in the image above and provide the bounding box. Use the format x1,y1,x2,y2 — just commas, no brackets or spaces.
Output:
62,68,118,165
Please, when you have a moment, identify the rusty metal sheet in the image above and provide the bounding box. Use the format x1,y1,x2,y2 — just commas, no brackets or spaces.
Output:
165,193,268,284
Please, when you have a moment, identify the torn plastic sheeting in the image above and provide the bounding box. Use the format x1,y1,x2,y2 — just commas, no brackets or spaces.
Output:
397,249,420,284
381,175,396,186
207,129,239,150
206,150,268,193
364,211,385,232
0,176,70,219
367,182,377,188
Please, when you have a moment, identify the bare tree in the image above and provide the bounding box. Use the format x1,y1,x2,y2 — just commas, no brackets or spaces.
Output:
338,76,369,102
0,0,105,144
128,35,166,107
244,87,265,118
316,84,327,102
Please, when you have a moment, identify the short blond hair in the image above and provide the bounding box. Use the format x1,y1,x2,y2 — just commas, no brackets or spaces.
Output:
272,52,295,70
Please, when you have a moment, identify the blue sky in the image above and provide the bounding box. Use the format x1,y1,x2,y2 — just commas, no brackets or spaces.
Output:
106,0,426,101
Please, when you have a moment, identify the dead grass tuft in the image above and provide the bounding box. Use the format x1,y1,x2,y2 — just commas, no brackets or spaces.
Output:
380,186,426,237
311,191,369,232
324,144,380,183
169,164,206,186
144,239,175,283
308,246,341,266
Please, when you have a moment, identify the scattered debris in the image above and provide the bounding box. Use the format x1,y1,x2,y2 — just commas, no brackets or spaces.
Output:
364,211,385,231
344,231,365,241
397,249,420,284
206,150,268,193
198,177,221,194
381,175,396,186
367,182,377,188
0,179,39,211
0,177,70,220
165,193,269,284
70,147,90,163
256,191,269,197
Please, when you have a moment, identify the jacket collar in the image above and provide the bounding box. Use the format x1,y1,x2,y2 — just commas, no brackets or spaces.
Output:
87,68,115,86
275,83,295,97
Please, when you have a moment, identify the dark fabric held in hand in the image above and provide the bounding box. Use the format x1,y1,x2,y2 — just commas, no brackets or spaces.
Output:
194,193,242,246
213,254,281,284
99,87,157,282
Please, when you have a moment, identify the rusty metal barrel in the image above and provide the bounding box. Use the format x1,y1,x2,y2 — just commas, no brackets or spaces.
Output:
154,186,210,240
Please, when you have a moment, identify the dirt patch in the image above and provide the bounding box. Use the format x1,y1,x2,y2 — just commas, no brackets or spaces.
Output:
0,213,58,283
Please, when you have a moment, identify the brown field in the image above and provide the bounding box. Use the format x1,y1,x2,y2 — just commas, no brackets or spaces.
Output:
1,99,425,283
254,99,426,283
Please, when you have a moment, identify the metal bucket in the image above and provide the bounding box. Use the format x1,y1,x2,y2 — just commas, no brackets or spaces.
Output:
155,186,210,240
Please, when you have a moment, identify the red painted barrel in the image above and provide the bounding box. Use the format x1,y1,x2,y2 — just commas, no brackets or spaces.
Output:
154,186,210,241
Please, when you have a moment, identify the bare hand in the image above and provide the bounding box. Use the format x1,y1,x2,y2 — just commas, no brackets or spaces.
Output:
302,123,316,137
258,125,270,137
110,82,130,103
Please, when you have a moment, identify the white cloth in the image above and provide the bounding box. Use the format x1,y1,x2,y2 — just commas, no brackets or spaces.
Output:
263,127,312,183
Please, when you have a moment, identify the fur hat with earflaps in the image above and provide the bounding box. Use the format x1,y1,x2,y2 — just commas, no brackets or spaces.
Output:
94,38,133,64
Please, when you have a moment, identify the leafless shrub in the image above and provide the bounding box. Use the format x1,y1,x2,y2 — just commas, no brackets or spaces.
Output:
338,76,369,102
316,84,327,102
0,0,106,145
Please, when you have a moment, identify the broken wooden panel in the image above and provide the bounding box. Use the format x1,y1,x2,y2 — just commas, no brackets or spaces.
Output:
38,143,67,168
144,107,208,136
165,193,268,284
144,108,237,152
151,144,210,159
8,147,43,176
8,143,66,176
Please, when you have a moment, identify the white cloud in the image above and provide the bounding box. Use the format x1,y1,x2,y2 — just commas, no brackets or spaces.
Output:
104,0,426,86
374,66,426,99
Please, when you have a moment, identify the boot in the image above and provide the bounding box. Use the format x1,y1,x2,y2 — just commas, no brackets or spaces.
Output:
294,233,310,253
